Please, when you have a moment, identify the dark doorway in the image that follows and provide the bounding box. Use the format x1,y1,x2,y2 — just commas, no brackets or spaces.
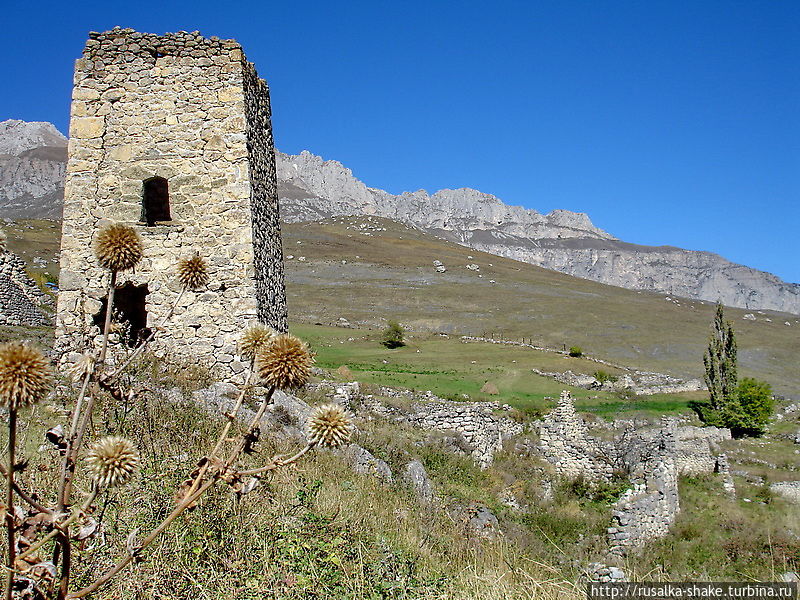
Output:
93,283,151,347
141,177,171,226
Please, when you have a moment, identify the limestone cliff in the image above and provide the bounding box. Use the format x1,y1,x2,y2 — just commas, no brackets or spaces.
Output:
0,120,66,219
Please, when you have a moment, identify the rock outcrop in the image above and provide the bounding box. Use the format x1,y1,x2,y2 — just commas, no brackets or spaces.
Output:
0,120,66,219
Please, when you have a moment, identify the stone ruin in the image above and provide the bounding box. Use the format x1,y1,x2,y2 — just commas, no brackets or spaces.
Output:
55,28,287,379
538,391,733,555
0,247,51,327
314,382,524,468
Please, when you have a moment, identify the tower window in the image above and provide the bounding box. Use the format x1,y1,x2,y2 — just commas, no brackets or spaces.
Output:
141,177,171,226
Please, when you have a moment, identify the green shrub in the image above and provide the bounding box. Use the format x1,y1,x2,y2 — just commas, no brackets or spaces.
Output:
381,320,405,348
568,346,583,358
593,370,618,384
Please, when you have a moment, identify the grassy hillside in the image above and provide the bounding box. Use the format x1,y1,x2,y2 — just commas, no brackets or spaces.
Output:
282,217,800,397
291,323,701,418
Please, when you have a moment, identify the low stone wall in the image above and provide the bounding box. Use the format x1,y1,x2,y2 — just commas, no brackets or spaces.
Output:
309,381,523,468
675,425,731,475
404,400,523,468
0,250,50,326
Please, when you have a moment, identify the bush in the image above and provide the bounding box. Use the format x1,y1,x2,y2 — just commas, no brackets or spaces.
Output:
693,377,773,437
593,370,617,385
568,346,583,358
381,320,405,348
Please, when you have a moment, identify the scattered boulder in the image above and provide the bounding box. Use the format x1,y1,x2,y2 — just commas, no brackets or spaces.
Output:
402,460,434,503
466,263,480,272
464,504,500,539
341,444,393,484
336,365,353,380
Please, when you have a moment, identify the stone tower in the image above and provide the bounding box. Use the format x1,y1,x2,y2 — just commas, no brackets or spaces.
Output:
56,28,287,379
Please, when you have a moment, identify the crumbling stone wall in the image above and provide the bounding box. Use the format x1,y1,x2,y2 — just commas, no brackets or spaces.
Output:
609,418,680,554
403,399,523,468
311,382,522,468
537,391,614,481
538,394,734,553
56,28,287,378
0,251,50,326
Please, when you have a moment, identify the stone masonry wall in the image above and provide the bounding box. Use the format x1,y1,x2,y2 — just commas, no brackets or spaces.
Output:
609,418,680,554
404,399,523,468
0,250,50,326
56,28,287,379
537,391,614,481
242,60,286,331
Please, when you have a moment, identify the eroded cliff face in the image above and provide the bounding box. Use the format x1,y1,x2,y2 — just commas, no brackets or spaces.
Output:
0,120,66,219
275,150,800,314
276,150,613,242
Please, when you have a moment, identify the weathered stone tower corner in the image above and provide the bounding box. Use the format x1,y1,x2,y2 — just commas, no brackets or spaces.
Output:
56,27,287,379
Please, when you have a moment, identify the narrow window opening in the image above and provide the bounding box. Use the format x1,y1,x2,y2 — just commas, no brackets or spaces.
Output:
141,176,171,226
92,283,150,347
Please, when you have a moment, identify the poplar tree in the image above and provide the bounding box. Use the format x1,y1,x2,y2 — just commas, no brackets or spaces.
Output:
703,302,738,410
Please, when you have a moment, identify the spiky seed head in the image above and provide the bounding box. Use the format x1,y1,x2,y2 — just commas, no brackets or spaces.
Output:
66,354,96,383
307,403,353,448
0,343,53,409
94,223,143,272
86,436,140,488
256,334,314,389
239,324,275,362
0,229,6,254
177,253,209,291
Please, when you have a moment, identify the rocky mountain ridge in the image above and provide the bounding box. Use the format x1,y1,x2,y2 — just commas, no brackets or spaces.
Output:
1,119,798,314
0,120,66,219
275,150,800,314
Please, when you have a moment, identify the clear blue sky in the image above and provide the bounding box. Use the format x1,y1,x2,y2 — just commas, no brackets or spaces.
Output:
3,1,798,282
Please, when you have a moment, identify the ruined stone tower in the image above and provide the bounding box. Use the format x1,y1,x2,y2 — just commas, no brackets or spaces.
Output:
56,28,287,378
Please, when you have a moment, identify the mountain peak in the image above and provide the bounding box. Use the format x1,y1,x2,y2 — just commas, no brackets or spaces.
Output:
0,120,66,156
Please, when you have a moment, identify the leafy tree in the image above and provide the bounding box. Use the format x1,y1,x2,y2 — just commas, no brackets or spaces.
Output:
568,346,583,357
381,320,405,349
693,303,773,437
703,302,738,411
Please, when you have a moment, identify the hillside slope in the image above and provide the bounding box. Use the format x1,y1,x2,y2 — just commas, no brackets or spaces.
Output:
282,216,800,398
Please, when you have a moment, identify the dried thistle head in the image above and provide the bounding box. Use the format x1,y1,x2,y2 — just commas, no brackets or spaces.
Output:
256,334,314,389
66,353,96,383
86,436,140,488
177,253,209,291
0,342,53,409
239,324,275,362
307,403,353,448
94,223,143,272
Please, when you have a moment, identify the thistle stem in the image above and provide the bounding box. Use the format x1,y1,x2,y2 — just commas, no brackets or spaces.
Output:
4,408,17,600
98,271,117,366
237,444,313,476
67,475,217,599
